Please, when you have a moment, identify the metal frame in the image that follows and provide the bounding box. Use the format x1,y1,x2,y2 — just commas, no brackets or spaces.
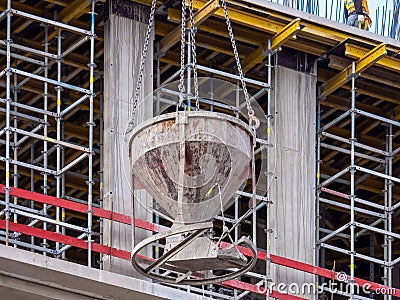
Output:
0,185,399,299
1,1,399,299
0,1,306,299
317,45,400,299
0,0,96,265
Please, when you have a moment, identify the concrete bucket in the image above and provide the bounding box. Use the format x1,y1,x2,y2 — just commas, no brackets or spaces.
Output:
129,111,253,224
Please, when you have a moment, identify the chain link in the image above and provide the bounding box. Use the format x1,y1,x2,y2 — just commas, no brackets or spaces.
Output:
130,0,157,126
128,0,253,126
189,0,199,111
178,0,187,108
220,0,254,118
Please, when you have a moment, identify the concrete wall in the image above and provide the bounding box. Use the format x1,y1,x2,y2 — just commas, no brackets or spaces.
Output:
270,65,316,297
103,5,153,276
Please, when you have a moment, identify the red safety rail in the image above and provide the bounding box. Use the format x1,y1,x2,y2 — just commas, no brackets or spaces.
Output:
1,185,399,298
0,184,162,233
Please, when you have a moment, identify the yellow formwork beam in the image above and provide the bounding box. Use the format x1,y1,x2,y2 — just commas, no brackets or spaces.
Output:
160,0,220,53
187,0,220,25
345,43,400,73
320,43,387,99
242,18,302,72
356,43,387,72
191,0,283,34
271,18,302,50
189,0,400,54
167,8,185,23
189,0,339,44
241,47,265,73
137,0,400,59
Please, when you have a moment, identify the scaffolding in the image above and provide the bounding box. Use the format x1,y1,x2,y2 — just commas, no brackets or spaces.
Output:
0,1,285,298
1,0,400,299
0,0,96,265
317,43,400,299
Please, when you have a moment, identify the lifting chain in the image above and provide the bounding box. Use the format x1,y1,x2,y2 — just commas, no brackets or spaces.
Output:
220,0,256,125
178,0,199,111
128,0,257,129
188,0,199,111
178,0,187,108
128,0,157,130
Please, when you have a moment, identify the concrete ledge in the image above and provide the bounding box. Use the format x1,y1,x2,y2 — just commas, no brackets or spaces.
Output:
0,245,208,300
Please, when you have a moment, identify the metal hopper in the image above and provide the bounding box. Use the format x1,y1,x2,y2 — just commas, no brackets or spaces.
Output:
129,111,253,224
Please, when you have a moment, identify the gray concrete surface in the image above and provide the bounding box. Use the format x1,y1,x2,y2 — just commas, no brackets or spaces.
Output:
103,4,153,276
0,245,209,300
270,66,316,298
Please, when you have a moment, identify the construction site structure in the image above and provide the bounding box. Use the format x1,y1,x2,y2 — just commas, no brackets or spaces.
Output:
1,0,400,299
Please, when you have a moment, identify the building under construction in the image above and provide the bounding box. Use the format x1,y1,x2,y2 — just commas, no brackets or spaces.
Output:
1,0,400,299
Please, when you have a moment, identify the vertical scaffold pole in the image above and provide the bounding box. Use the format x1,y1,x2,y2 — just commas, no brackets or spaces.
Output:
156,42,161,116
388,121,393,300
265,38,272,300
5,0,12,247
251,140,257,247
87,0,96,267
316,90,321,299
384,121,393,300
55,25,62,252
99,74,104,269
349,61,357,300
42,22,49,254
12,70,18,239
30,137,35,251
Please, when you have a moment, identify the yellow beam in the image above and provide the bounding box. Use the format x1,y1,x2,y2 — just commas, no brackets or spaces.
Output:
190,0,335,43
156,20,251,57
137,0,400,59
271,18,302,50
165,8,327,57
320,43,387,99
194,0,282,34
242,18,302,72
356,43,387,72
345,43,400,73
328,54,400,89
241,49,267,74
167,8,184,23
188,0,400,57
160,0,220,53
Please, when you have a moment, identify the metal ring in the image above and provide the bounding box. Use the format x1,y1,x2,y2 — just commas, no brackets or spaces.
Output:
131,224,258,285
249,114,260,130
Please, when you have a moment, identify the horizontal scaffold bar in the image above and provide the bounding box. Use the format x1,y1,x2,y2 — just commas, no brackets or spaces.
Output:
10,9,91,35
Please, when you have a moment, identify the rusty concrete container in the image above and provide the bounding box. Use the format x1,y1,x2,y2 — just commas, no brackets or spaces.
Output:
129,111,253,224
